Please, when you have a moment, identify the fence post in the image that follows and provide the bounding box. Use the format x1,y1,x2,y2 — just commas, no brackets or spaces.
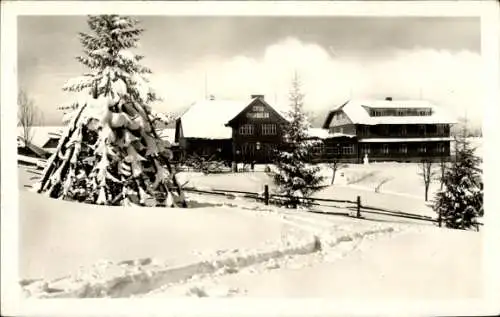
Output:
356,195,361,218
264,185,269,206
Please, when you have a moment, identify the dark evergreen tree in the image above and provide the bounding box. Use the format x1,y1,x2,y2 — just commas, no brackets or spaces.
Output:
433,130,483,230
272,73,324,208
34,15,186,207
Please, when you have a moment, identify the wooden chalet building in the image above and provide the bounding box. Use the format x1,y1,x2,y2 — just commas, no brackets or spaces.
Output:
320,97,456,163
17,126,64,157
175,95,288,164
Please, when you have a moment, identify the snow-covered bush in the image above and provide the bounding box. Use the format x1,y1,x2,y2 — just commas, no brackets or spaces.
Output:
184,153,227,175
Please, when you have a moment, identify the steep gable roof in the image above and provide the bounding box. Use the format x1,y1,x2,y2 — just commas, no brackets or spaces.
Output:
178,99,253,139
17,126,64,149
178,97,289,139
322,100,349,128
225,97,287,127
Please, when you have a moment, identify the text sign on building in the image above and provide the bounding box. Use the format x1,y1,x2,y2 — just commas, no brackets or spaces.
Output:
246,105,270,119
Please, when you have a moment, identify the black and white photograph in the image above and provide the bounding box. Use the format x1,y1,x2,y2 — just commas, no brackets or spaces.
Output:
1,1,499,316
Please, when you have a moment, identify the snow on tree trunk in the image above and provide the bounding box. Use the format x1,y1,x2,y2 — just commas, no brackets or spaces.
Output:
272,73,324,208
34,15,186,208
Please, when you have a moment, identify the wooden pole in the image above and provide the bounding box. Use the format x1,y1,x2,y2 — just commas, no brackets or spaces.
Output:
356,195,361,218
264,185,269,206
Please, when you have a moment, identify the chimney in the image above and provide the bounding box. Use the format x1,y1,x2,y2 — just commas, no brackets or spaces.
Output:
251,94,264,100
209,94,215,101
385,97,393,101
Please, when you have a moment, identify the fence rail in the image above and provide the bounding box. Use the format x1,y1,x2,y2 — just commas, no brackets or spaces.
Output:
184,186,435,223
183,185,483,228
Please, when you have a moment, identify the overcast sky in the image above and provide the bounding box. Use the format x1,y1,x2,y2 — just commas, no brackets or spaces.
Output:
18,16,481,126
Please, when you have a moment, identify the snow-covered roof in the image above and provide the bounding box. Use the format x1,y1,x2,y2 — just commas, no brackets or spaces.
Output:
329,99,457,126
17,126,64,149
327,132,357,139
156,128,176,144
17,137,49,158
306,128,329,139
179,98,256,139
359,137,453,143
304,128,356,140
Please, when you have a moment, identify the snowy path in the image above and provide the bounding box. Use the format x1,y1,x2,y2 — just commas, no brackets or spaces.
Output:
147,226,482,299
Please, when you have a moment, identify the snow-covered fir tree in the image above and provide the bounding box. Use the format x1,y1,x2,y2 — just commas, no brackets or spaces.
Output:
433,127,483,230
272,73,324,208
34,15,187,207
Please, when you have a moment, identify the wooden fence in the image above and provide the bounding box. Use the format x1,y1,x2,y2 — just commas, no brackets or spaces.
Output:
183,185,483,228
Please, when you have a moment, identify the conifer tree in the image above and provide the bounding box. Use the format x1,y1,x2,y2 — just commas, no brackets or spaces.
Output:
273,73,324,207
33,15,187,207
433,126,483,230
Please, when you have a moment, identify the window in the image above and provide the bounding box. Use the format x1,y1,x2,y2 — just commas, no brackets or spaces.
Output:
333,127,344,134
361,144,370,154
437,143,445,153
239,124,254,135
342,144,355,155
361,126,370,136
397,110,405,116
247,112,269,119
418,125,426,135
382,144,389,155
401,126,407,136
437,124,445,135
399,144,407,154
253,105,265,112
419,144,427,153
312,142,324,155
261,124,277,135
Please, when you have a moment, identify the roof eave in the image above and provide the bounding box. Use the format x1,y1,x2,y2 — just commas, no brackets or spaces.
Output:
322,111,334,129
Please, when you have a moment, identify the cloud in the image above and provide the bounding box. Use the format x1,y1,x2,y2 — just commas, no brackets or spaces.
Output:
150,37,482,126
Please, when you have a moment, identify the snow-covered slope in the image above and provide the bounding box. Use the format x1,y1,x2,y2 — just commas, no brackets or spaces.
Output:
150,225,482,299
177,167,437,218
18,189,299,281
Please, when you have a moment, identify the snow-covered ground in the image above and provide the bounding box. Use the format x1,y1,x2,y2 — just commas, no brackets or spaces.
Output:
19,188,304,281
146,225,482,299
18,165,402,298
16,151,483,299
177,165,437,218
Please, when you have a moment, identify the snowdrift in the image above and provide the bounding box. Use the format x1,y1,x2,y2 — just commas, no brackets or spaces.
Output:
19,190,304,281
